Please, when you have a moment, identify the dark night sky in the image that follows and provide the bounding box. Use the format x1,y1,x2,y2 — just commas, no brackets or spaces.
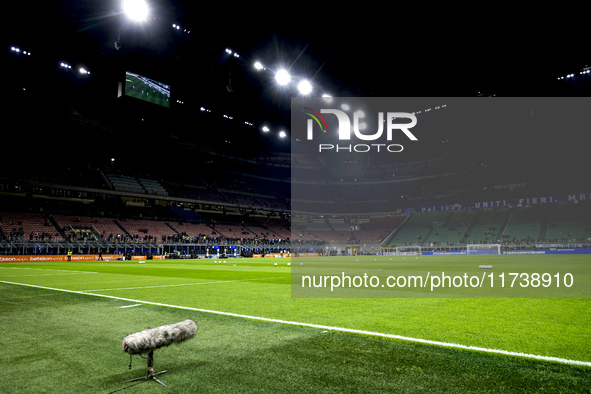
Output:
3,1,590,156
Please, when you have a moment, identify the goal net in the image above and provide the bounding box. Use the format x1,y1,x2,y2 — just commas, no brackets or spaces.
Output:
395,246,422,255
466,244,501,255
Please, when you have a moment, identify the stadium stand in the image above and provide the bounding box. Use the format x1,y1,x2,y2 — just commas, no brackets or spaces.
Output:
51,215,125,242
253,217,291,240
117,219,178,242
501,207,544,245
107,174,145,194
0,212,62,241
389,212,451,246
542,204,591,244
139,178,169,196
425,210,476,247
463,209,510,245
166,221,218,242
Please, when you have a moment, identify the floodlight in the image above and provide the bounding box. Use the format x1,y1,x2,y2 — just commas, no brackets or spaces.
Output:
123,0,149,22
254,61,264,70
297,80,313,95
275,69,291,86
279,131,287,138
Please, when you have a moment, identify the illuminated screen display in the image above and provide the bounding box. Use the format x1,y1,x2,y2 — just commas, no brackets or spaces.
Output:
124,71,170,108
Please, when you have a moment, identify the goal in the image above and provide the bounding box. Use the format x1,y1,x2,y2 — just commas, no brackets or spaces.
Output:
395,246,422,255
466,244,501,255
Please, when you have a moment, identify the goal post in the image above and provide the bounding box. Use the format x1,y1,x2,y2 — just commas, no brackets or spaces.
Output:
466,244,501,255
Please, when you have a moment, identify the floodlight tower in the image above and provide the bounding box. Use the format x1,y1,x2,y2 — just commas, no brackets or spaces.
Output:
115,0,150,50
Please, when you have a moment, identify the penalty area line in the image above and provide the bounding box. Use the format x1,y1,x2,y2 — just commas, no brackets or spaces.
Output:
1,279,590,368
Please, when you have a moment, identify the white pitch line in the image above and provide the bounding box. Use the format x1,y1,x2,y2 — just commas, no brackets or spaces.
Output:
81,276,287,292
1,279,590,368
119,304,141,309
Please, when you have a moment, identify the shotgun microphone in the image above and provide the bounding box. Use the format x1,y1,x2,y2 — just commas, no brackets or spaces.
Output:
122,319,197,355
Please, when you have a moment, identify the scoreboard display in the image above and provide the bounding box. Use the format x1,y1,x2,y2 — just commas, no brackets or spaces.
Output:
123,71,170,108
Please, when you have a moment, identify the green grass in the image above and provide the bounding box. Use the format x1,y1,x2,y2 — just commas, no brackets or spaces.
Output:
1,255,590,392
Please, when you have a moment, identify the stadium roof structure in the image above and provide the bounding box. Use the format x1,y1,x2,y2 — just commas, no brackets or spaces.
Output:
7,3,589,101
3,1,590,173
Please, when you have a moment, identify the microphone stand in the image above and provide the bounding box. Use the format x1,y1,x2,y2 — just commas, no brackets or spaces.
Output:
112,350,169,392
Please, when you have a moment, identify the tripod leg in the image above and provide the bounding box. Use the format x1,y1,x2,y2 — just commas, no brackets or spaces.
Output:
120,351,168,388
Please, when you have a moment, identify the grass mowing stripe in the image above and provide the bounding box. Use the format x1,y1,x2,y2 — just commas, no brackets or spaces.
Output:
81,276,287,292
2,279,589,369
1,267,98,273
0,273,98,277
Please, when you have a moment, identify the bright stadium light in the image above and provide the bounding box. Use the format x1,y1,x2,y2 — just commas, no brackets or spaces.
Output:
279,131,287,138
262,126,270,132
275,68,291,86
254,61,264,70
122,0,149,22
297,80,313,95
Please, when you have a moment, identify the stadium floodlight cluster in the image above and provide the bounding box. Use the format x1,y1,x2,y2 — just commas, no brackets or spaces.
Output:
172,24,190,34
59,61,91,75
254,63,320,97
10,46,31,56
122,0,149,22
198,104,287,140
10,44,91,79
225,48,240,58
558,67,590,80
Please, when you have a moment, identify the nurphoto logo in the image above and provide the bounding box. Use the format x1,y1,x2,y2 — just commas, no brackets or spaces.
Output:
303,106,418,153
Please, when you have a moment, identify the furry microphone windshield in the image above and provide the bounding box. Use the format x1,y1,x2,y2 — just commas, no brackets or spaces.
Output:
122,319,197,355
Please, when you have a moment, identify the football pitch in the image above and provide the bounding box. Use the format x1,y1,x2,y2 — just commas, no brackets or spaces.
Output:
1,255,589,393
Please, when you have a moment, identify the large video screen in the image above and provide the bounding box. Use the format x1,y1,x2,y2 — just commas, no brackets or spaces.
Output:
124,71,170,108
